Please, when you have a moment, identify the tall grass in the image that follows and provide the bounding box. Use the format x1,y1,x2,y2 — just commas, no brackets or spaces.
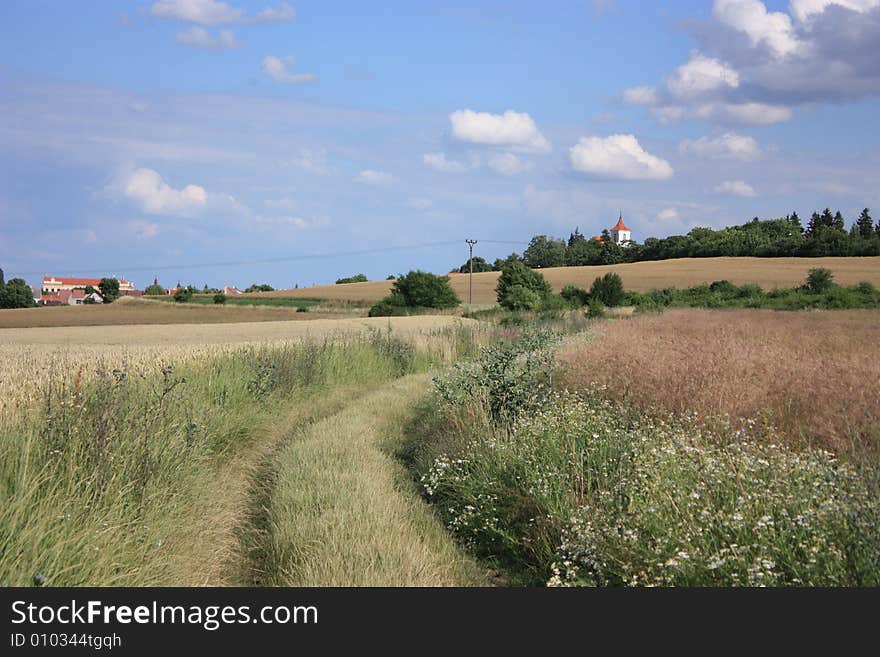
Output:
0,326,486,586
558,308,880,455
404,330,880,586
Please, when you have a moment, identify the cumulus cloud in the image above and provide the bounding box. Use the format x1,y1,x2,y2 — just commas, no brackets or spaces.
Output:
713,0,801,57
657,207,679,220
354,169,394,185
488,152,530,176
124,168,207,215
261,55,317,83
714,179,757,196
569,134,674,181
679,132,761,160
151,0,295,25
653,101,792,125
422,152,469,173
623,1,880,127
449,109,550,153
175,26,239,49
666,52,740,100
790,0,880,23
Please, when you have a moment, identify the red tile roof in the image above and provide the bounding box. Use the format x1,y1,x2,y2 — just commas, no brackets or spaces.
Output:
610,217,630,232
43,276,101,287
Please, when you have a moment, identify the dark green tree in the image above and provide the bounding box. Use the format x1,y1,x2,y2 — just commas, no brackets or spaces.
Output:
492,252,522,271
335,274,368,284
213,292,227,304
856,208,874,238
590,272,625,307
789,211,802,232
568,227,586,247
389,270,459,308
832,211,846,232
0,278,36,309
144,283,164,295
98,278,120,303
496,262,552,309
457,257,493,273
523,235,566,268
173,286,194,303
806,212,822,237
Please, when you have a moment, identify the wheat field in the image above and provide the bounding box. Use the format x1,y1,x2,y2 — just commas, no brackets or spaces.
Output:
245,257,880,304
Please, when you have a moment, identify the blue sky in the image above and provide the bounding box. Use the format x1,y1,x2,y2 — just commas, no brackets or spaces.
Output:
2,0,879,289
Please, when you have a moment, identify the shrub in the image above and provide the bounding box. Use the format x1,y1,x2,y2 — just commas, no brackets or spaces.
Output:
213,293,227,304
589,272,624,307
586,297,605,318
805,267,835,294
244,284,274,293
390,270,459,308
560,284,590,307
502,285,543,311
336,274,368,284
173,287,194,303
709,280,737,296
496,262,551,310
144,284,164,296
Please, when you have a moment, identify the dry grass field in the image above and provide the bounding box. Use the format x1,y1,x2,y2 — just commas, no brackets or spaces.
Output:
0,297,348,329
558,308,880,454
245,256,880,304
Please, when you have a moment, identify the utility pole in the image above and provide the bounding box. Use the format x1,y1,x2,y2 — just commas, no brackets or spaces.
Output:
465,239,478,305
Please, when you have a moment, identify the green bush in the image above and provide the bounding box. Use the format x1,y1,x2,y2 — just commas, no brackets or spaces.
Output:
503,285,543,311
560,284,590,307
336,274,368,284
144,284,165,296
805,268,835,294
496,262,551,310
173,287,194,303
586,297,605,318
589,272,625,307
391,270,459,309
213,293,227,304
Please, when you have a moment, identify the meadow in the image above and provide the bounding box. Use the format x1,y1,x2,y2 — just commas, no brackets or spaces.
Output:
558,309,880,455
0,317,488,586
246,256,880,304
405,325,880,586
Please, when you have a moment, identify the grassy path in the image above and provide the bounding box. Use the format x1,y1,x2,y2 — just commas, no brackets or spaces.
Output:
158,386,369,586
256,374,487,586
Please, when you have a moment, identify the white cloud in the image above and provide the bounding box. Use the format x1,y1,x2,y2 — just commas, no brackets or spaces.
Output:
667,52,740,100
655,101,792,125
251,214,330,229
151,0,295,25
790,0,880,22
679,132,761,160
129,220,160,239
354,169,394,185
261,55,317,83
422,152,469,173
488,152,530,176
569,134,674,181
449,109,550,153
175,26,239,49
151,0,244,25
124,168,207,215
714,179,757,196
623,85,659,105
657,207,679,220
713,0,801,57
255,2,295,22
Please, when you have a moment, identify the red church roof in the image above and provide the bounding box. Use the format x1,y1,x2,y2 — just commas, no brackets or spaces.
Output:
43,276,101,287
610,216,630,232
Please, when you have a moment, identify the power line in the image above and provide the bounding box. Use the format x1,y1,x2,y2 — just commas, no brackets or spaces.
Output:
8,240,468,278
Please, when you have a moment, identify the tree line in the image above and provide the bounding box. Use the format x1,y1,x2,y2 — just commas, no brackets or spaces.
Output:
457,208,879,272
